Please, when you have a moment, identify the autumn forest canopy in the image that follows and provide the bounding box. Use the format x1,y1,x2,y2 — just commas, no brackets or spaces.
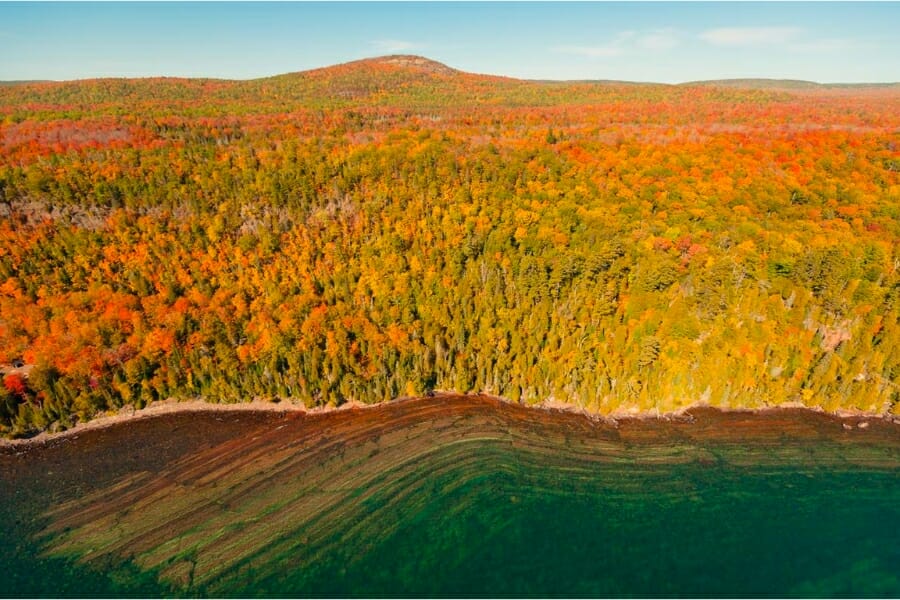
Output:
1,55,899,437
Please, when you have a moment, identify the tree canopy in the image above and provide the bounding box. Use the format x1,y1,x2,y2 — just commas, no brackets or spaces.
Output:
2,57,899,436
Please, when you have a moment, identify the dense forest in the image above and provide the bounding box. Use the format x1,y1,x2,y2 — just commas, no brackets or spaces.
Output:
1,55,899,437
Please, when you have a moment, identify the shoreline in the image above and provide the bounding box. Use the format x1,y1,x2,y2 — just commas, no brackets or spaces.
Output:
2,392,898,448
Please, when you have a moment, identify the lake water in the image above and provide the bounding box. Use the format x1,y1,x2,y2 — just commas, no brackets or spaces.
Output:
1,397,898,597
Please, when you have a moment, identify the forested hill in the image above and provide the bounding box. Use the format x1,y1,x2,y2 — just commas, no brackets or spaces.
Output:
0,54,815,118
1,56,899,437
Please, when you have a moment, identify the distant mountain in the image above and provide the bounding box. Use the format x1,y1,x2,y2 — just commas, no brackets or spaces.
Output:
681,78,900,90
0,80,52,86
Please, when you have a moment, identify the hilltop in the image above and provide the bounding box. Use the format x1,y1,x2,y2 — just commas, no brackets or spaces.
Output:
303,54,460,77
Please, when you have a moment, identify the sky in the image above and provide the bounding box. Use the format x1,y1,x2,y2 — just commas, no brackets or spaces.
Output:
1,2,898,84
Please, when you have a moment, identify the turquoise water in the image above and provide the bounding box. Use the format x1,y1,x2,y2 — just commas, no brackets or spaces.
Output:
1,410,898,598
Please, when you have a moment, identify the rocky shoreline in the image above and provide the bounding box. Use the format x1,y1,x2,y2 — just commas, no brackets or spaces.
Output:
2,391,898,449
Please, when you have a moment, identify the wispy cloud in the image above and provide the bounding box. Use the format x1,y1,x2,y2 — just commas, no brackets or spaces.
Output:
553,29,680,59
553,44,624,59
699,26,802,46
370,39,418,54
636,29,680,51
788,38,853,53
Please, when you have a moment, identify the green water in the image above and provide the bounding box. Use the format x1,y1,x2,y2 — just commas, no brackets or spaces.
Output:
240,465,900,598
3,448,898,598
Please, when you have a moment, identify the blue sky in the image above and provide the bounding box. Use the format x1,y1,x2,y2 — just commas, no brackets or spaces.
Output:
1,2,898,83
